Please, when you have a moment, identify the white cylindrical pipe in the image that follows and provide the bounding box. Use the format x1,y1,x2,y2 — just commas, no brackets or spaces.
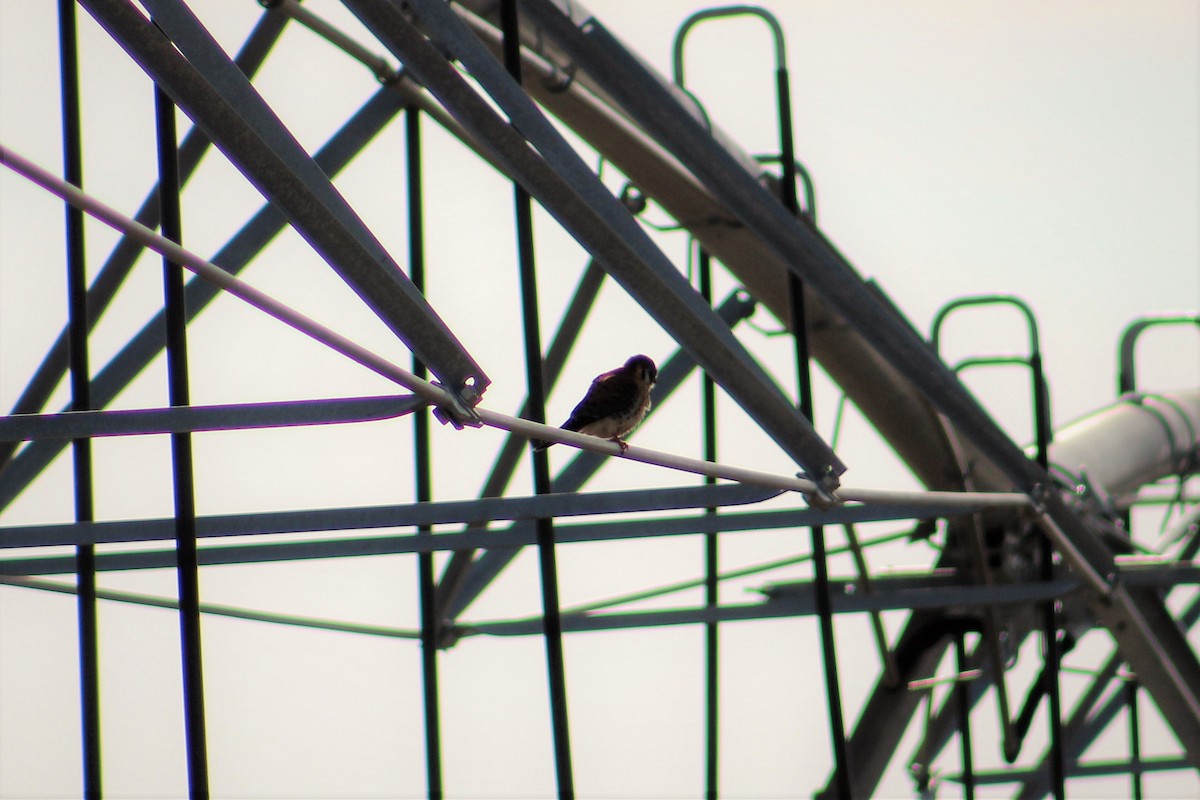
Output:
1047,390,1199,498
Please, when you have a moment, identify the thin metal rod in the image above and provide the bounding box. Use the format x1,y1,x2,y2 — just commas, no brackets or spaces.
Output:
1033,370,1069,786
0,145,458,413
953,756,1191,785
1034,351,1065,799
772,17,852,791
699,247,719,800
0,395,422,441
1128,679,1143,800
14,567,1192,640
811,524,852,799
475,411,1027,508
406,106,443,800
3,575,422,638
843,523,900,688
500,1,573,794
155,83,208,798
955,633,975,799
58,1,102,795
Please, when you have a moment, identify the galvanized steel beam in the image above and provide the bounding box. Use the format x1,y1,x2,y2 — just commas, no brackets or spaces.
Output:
0,482,778,550
0,395,424,441
79,0,488,405
0,497,977,576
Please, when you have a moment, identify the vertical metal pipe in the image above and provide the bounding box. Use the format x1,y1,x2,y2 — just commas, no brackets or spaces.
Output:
154,83,209,799
775,68,801,223
672,15,848,787
955,634,975,800
1031,353,1065,800
1128,679,1143,800
406,106,444,800
699,246,719,799
842,523,900,688
778,62,852,800
58,2,102,795
809,526,851,798
499,1,573,795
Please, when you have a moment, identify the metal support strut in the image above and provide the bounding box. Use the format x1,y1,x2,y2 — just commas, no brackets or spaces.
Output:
406,105,444,800
154,80,209,798
672,7,852,795
499,1,574,795
698,246,720,799
58,1,103,795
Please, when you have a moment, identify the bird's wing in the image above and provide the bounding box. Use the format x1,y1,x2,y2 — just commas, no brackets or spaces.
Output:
562,369,636,431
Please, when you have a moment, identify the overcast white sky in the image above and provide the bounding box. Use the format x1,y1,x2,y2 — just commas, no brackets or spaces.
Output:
1,1,1198,798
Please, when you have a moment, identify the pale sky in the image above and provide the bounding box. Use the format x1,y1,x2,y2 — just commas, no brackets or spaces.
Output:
1,1,1198,798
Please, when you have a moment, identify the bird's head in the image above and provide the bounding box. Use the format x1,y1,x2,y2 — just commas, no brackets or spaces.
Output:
624,354,657,386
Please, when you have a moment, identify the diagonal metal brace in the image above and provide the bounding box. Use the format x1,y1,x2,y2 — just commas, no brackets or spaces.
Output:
80,0,488,409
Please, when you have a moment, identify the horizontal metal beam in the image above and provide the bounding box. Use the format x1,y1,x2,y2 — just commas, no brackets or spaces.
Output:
0,500,982,576
952,756,1192,785
0,395,423,441
0,483,778,550
461,565,1200,636
765,565,1200,612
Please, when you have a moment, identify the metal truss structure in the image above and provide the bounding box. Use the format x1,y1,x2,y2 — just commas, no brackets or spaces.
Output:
1,1,1198,798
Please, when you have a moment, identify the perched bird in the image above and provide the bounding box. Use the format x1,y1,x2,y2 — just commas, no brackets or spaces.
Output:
534,354,657,452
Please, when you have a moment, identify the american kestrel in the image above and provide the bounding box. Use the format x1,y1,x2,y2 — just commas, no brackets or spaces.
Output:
534,354,657,452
